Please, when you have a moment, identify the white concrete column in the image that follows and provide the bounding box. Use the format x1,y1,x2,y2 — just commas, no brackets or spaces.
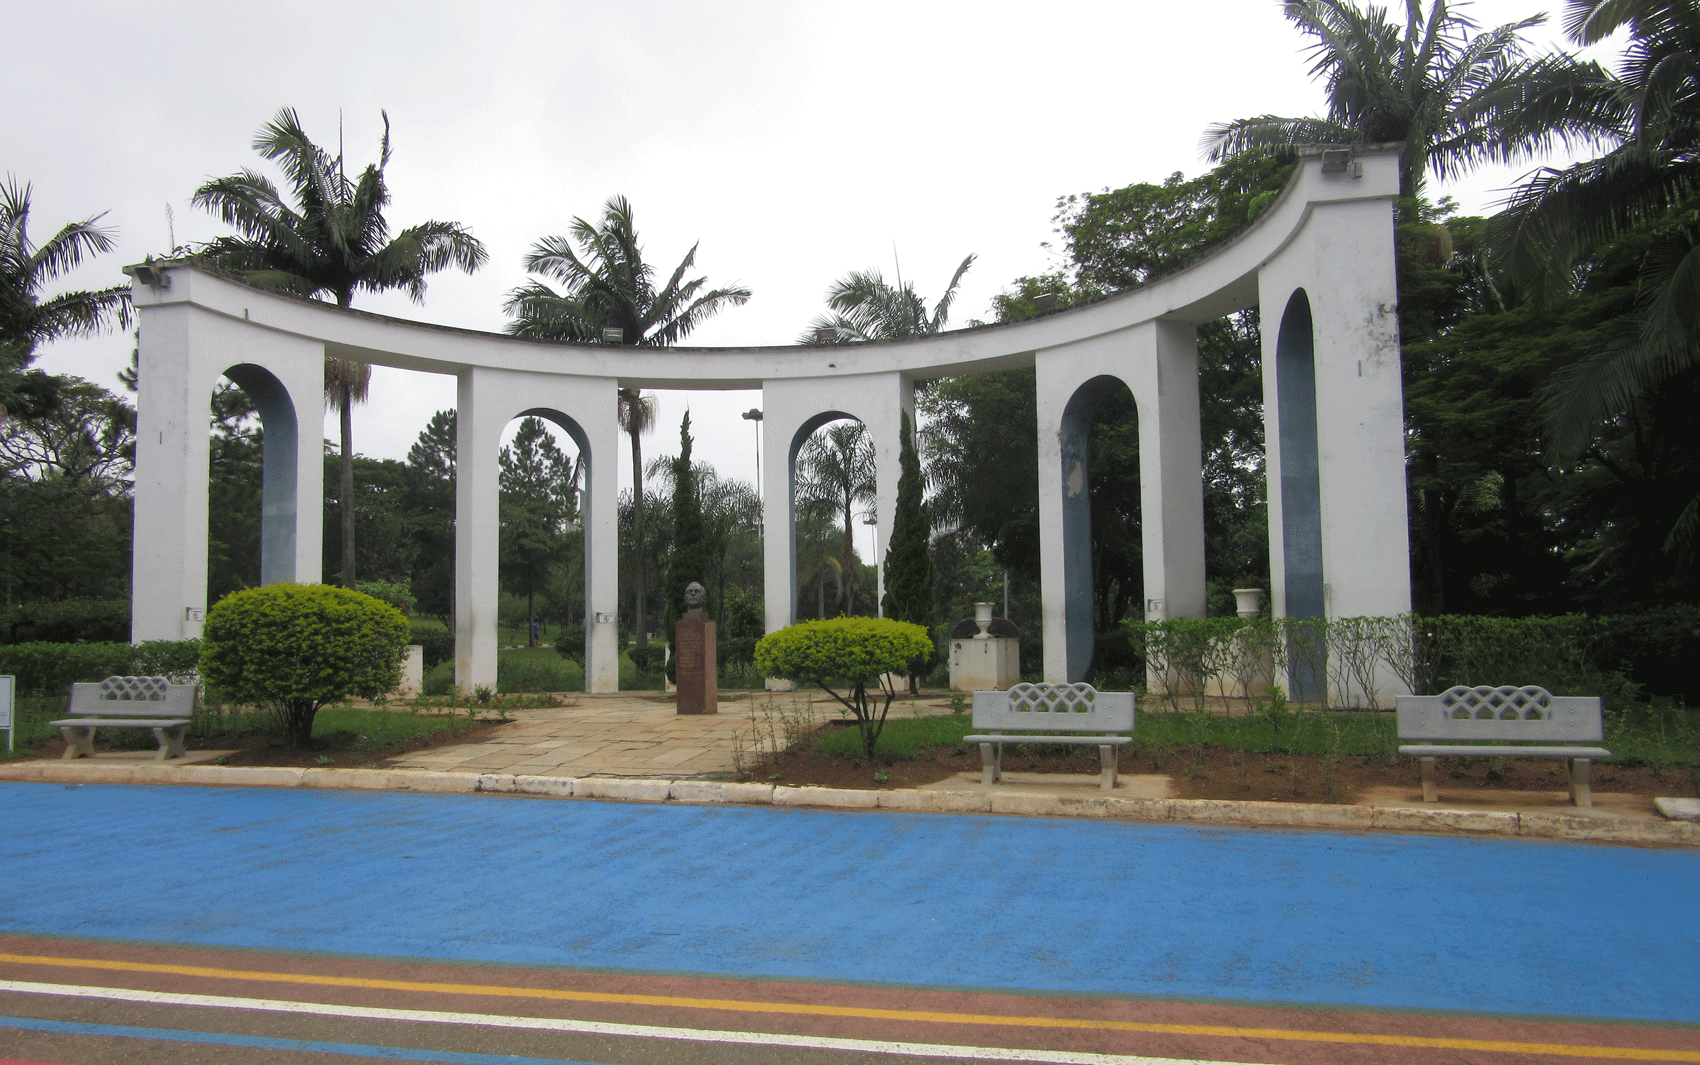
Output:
1034,356,1074,683
454,368,502,694
1034,324,1206,683
1259,186,1410,704
1140,319,1207,623
131,302,211,643
578,392,621,694
131,272,325,642
454,368,620,694
759,383,798,637
757,372,909,635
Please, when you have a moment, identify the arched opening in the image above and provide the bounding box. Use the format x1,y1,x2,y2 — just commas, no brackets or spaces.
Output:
1274,288,1325,701
1058,375,1143,682
787,412,877,622
493,409,590,690
211,364,298,598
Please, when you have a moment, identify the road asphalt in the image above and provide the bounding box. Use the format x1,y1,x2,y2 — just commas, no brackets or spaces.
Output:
0,782,1695,1065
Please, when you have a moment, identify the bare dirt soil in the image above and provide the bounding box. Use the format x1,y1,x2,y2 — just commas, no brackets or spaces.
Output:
747,727,1699,804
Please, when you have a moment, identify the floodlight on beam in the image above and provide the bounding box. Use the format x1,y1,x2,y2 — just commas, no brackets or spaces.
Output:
1320,149,1362,177
601,327,624,344
126,263,170,289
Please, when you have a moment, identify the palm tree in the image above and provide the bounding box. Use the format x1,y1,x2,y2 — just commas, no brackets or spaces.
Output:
194,107,488,586
1201,0,1613,216
795,421,876,615
617,387,658,645
504,195,750,645
801,254,975,343
1496,0,1700,548
1,179,131,419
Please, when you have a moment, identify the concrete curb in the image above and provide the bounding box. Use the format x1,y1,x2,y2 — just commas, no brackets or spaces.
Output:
3,761,1695,846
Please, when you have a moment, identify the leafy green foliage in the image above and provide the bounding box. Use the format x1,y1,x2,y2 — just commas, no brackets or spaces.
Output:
1202,1,1603,207
404,409,456,619
499,416,579,638
409,620,454,670
503,195,750,346
0,179,131,419
755,617,932,757
0,377,136,604
0,640,198,695
801,254,974,343
199,584,409,746
0,599,128,644
193,108,487,309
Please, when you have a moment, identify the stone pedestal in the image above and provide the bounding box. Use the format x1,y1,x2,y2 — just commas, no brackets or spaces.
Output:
395,645,424,698
674,612,717,715
950,637,1019,691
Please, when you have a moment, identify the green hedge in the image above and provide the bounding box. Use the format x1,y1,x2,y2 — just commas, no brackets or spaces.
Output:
1123,611,1700,711
409,622,454,670
0,640,202,695
0,600,129,645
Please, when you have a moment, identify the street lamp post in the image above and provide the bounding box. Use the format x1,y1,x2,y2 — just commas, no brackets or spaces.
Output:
741,408,763,500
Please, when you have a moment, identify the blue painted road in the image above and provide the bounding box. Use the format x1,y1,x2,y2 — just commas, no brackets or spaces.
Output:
1,782,1695,1025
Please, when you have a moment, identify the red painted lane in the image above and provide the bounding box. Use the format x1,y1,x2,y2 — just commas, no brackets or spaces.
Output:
2,934,1696,1065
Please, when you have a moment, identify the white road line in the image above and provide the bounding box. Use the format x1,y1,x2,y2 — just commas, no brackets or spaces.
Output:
0,980,1265,1065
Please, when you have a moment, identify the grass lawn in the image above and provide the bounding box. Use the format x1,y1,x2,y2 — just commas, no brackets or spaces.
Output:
310,706,475,748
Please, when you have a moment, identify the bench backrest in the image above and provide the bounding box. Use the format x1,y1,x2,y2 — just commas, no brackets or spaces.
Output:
972,682,1134,733
67,676,196,718
1396,685,1602,743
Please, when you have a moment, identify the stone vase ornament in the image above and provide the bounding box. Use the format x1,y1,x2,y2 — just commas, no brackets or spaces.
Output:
1232,588,1265,618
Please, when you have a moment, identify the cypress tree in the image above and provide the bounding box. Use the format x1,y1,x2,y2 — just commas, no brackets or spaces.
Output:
882,410,936,688
664,411,712,638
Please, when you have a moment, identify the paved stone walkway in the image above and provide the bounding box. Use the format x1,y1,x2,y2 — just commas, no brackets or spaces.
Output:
385,688,960,778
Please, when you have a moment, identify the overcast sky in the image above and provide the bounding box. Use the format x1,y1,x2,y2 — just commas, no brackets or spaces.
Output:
10,0,1621,499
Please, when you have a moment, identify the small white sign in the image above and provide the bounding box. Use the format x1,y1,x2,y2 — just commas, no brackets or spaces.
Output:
185,607,205,623
0,675,14,752
595,612,615,624
1146,599,1164,614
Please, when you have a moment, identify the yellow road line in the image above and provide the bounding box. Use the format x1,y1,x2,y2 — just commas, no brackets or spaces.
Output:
0,951,1693,1062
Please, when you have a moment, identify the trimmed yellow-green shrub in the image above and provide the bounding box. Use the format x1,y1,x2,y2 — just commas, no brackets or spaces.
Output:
200,584,409,746
755,617,932,758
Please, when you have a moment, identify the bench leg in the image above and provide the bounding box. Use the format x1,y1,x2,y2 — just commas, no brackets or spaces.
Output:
58,726,94,759
1098,744,1116,791
979,743,1002,785
1569,758,1592,808
154,725,187,760
1420,756,1437,802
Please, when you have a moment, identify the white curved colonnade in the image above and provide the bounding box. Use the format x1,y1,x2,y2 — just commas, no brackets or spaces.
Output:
128,146,1411,702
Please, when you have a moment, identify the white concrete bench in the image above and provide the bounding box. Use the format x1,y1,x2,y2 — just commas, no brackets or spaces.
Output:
50,676,196,760
1396,685,1611,807
966,682,1134,790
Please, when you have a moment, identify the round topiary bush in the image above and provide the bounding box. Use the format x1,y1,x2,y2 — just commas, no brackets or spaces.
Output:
755,617,932,757
200,583,410,747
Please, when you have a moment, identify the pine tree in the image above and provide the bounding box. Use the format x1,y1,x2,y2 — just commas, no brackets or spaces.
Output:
882,411,936,689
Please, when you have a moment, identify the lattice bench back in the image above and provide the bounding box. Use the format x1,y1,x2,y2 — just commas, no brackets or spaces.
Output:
971,682,1135,733
1396,685,1602,743
67,676,196,718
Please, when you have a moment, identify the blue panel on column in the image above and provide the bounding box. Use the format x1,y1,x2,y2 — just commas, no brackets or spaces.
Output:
223,364,298,587
1275,291,1324,702
1058,376,1136,683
